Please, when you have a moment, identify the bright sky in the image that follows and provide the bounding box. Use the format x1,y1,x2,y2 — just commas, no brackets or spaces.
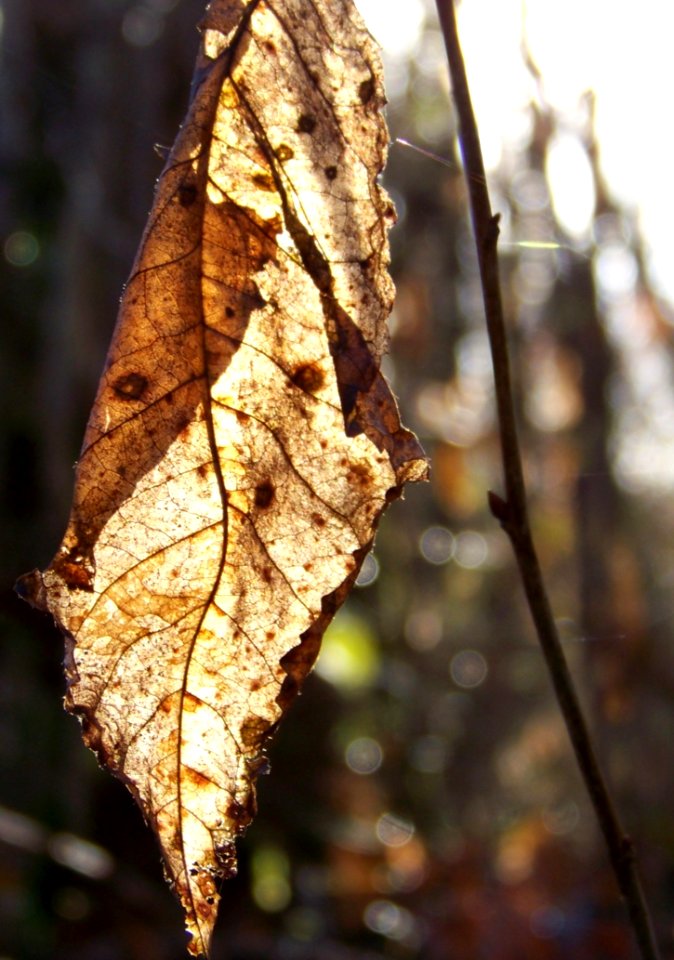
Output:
357,0,674,306
356,0,674,490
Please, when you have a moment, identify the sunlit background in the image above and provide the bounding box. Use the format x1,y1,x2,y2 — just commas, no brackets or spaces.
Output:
357,0,674,491
361,0,674,298
2,0,674,958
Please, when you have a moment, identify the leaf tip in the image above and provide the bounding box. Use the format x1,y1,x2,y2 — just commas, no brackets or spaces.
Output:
182,886,219,960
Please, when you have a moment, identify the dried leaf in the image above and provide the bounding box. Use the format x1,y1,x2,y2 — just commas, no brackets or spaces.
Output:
17,0,427,954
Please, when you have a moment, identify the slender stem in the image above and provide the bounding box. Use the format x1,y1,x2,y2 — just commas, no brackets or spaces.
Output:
433,3,661,959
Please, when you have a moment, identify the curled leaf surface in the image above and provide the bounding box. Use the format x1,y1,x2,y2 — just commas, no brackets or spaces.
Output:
17,0,427,954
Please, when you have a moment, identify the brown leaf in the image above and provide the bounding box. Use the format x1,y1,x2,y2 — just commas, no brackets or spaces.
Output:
16,0,427,955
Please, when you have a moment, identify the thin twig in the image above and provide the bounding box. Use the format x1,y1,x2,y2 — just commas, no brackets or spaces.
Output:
433,3,661,959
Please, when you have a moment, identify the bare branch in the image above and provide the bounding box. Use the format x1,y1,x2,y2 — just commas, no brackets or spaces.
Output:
433,3,661,958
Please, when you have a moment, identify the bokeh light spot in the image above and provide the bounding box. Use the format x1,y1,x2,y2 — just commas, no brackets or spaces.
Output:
251,845,291,913
454,530,488,569
355,552,379,587
450,649,488,689
122,7,163,46
542,801,580,836
419,525,454,564
594,243,638,300
315,610,379,691
546,133,595,238
511,169,549,212
404,608,443,652
376,813,415,848
345,736,383,775
363,899,416,940
4,231,39,267
48,833,114,880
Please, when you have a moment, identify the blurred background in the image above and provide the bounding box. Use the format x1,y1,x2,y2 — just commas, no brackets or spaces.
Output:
2,0,674,957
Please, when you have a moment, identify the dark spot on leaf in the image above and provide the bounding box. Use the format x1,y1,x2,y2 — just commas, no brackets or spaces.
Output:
225,306,235,317
348,463,371,486
176,414,191,437
206,897,215,905
186,768,211,789
178,182,198,207
226,800,247,823
275,143,294,162
196,900,212,920
112,372,148,401
236,409,249,423
264,213,283,236
311,512,326,528
324,165,338,180
52,549,94,591
359,76,375,104
262,566,272,583
263,40,276,55
254,480,275,509
197,463,208,478
297,113,316,134
250,680,261,692
252,172,274,191
291,362,324,393
241,713,269,748
215,841,236,871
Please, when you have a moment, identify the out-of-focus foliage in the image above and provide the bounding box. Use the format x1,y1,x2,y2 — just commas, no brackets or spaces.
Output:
2,2,674,958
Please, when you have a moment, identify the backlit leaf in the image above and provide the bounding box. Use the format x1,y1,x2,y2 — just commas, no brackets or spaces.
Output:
16,0,427,954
